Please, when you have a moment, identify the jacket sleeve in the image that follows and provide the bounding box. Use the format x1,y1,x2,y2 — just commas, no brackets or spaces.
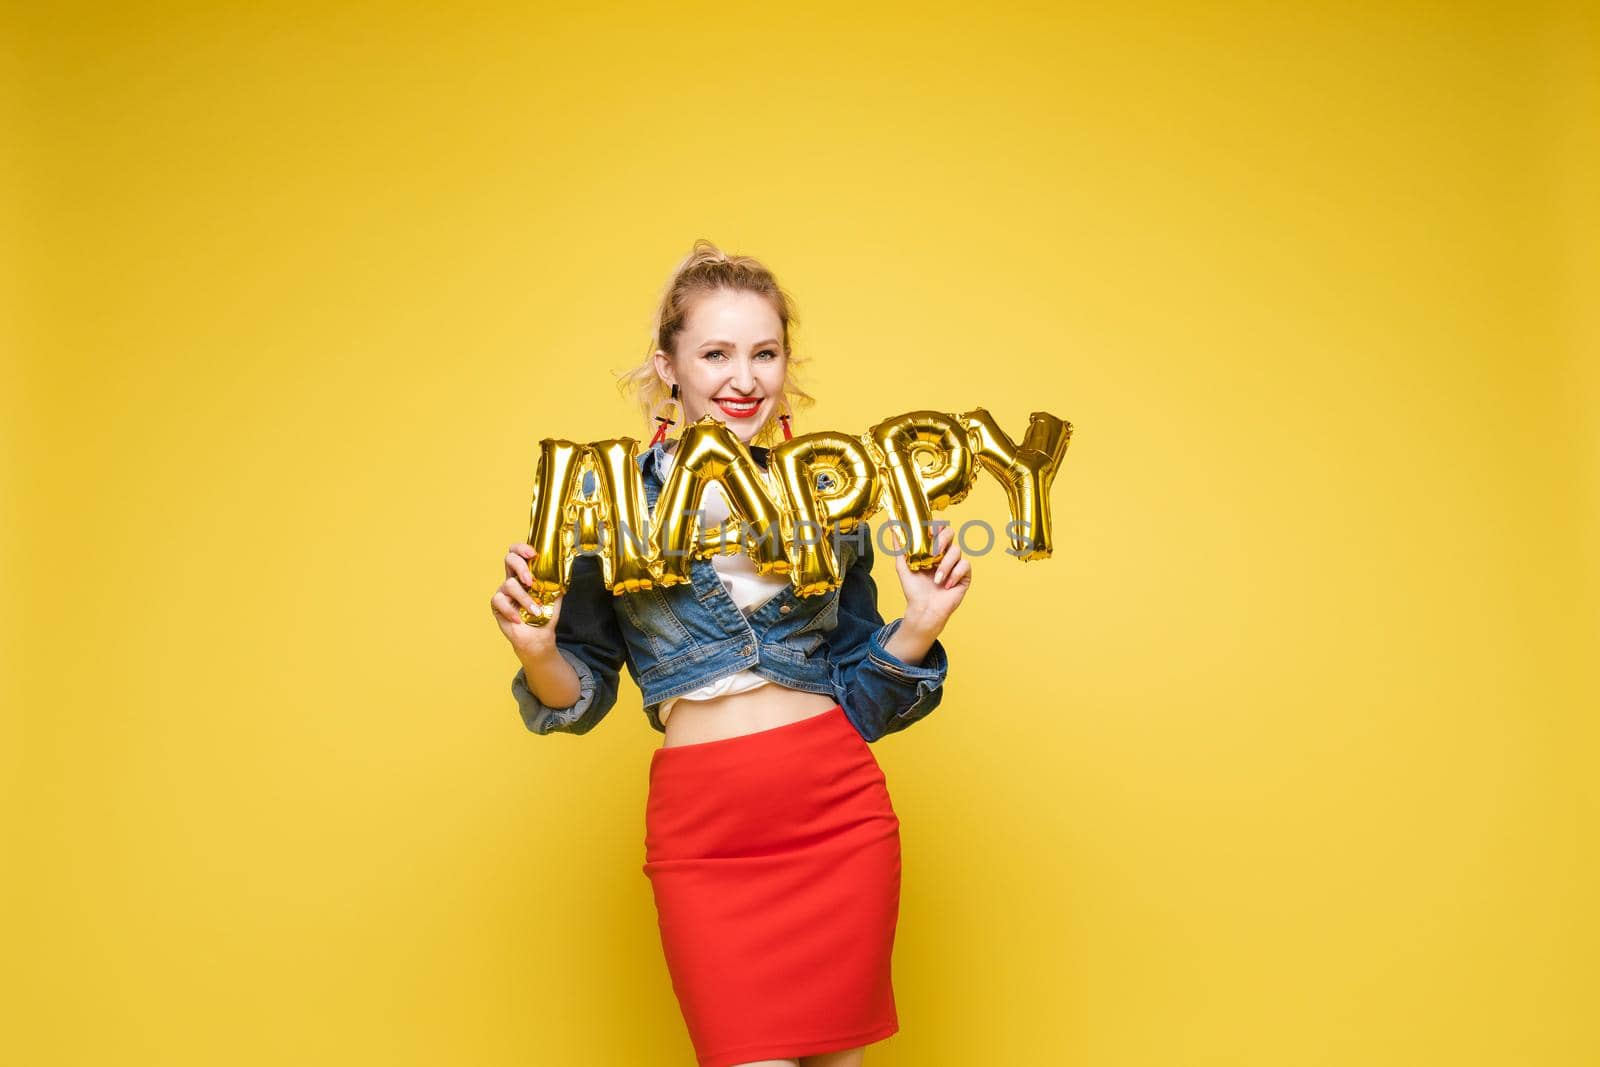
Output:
511,550,630,736
820,529,950,742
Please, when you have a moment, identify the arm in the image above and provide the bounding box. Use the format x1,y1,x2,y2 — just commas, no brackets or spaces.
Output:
820,530,951,743
511,551,630,735
882,607,942,667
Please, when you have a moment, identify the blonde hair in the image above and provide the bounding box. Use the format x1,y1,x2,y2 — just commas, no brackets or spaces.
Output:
617,238,816,449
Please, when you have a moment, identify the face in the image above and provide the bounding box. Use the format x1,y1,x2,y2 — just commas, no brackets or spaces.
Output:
654,289,787,446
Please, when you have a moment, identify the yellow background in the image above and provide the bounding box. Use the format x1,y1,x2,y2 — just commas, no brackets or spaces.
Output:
8,2,1597,1063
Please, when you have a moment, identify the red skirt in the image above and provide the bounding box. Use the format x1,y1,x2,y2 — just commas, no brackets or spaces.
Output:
642,704,902,1067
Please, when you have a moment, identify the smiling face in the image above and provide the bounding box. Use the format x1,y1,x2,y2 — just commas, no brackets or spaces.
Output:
653,288,787,447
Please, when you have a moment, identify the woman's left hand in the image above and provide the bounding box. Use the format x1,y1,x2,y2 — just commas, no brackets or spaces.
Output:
889,523,971,629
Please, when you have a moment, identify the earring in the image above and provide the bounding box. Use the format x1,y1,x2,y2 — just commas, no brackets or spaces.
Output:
778,411,793,440
649,385,683,447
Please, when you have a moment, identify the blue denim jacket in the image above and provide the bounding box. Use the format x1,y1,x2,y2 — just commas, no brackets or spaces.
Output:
511,439,950,742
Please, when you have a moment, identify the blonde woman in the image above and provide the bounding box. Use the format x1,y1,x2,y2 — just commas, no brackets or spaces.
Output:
491,240,971,1067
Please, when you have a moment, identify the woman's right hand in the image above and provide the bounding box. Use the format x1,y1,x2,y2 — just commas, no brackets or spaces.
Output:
491,543,565,655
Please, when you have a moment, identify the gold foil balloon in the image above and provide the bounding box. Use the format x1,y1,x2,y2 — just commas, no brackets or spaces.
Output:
960,408,1073,559
863,411,976,571
585,438,659,594
650,415,791,587
522,438,589,624
520,406,1074,607
572,492,603,556
769,431,883,596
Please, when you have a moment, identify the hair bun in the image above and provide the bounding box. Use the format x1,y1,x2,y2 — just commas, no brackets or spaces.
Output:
687,237,729,267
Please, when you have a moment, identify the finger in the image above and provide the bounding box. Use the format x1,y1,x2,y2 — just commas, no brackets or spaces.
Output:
509,543,535,559
490,591,525,626
916,523,951,563
503,551,525,584
934,541,961,584
504,591,553,627
504,548,536,587
502,576,538,612
947,558,971,586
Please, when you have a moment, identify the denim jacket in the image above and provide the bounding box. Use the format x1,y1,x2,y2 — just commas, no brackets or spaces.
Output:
511,439,950,742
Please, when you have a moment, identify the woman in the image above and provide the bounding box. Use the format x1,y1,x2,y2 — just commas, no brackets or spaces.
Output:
489,240,972,1067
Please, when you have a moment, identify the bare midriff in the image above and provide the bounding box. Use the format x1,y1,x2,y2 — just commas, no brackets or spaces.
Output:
659,683,840,748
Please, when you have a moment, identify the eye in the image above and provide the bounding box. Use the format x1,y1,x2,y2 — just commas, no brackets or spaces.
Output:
757,348,780,360
703,349,726,361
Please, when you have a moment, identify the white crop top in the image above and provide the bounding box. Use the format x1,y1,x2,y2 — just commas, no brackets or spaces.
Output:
654,447,790,724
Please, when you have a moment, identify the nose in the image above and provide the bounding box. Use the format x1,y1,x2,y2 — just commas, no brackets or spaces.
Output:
729,357,756,394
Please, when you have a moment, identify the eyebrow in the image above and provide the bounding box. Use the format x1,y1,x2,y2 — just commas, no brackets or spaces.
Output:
697,339,782,349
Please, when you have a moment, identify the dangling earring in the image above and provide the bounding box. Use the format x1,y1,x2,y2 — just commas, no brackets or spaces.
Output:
778,406,794,441
649,383,682,447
